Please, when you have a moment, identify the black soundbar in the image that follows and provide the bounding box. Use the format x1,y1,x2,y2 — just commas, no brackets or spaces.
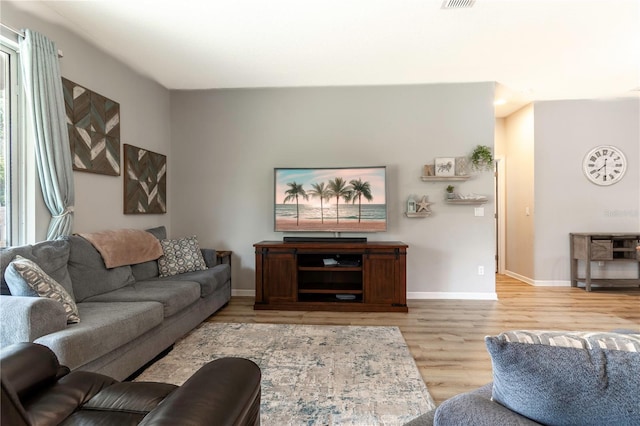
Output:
283,236,367,243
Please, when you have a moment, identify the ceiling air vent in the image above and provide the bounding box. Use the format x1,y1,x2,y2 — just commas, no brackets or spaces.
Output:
441,0,476,9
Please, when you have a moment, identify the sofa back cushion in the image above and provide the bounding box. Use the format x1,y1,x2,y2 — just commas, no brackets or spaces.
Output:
1,240,74,299
131,226,167,282
66,236,135,302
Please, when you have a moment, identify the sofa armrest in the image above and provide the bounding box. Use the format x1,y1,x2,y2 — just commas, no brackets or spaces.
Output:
433,384,542,426
200,248,217,268
139,357,261,426
0,296,67,346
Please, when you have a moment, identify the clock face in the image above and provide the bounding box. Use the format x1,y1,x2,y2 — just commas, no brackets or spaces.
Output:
582,145,627,186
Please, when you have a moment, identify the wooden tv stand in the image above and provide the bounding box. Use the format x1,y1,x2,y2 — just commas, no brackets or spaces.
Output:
254,240,408,312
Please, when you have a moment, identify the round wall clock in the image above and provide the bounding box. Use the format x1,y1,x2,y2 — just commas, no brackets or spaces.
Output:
582,145,627,186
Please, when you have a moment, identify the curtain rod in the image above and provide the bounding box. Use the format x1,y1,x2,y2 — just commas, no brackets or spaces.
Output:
0,23,64,57
1,23,25,38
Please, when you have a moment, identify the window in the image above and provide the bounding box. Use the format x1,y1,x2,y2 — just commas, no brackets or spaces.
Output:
0,43,19,246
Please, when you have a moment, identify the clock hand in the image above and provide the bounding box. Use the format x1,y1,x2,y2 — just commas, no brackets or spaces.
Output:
595,158,608,173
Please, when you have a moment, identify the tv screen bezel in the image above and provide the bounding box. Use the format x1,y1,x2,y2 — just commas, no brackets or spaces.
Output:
274,166,388,233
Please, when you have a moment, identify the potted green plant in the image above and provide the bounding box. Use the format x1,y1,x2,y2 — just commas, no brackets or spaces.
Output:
470,145,494,171
446,185,455,199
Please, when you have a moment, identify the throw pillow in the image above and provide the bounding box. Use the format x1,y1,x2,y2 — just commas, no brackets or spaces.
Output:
158,236,208,278
5,255,80,324
485,330,640,426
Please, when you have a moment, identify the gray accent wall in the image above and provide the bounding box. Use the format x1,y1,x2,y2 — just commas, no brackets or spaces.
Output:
533,99,640,283
170,84,497,297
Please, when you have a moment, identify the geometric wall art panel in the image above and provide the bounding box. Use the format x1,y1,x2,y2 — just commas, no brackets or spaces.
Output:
123,144,167,214
62,77,120,176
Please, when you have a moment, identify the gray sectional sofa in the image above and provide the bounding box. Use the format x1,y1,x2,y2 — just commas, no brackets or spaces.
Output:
406,329,640,426
0,226,231,380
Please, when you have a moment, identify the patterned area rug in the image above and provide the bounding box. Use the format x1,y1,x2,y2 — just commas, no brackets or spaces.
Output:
135,322,435,425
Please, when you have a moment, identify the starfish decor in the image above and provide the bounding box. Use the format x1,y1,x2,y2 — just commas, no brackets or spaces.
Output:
416,196,432,213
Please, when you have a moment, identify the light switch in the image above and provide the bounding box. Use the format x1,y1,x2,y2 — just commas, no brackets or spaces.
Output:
474,207,484,217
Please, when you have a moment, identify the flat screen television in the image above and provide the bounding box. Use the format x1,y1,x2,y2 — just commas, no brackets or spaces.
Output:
274,166,387,233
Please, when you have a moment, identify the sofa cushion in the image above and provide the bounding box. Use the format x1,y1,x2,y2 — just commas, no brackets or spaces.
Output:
429,384,541,426
131,260,160,282
157,264,230,298
5,256,80,324
131,227,167,282
1,240,73,298
82,281,200,318
66,236,135,302
158,236,207,277
485,330,640,426
35,301,163,371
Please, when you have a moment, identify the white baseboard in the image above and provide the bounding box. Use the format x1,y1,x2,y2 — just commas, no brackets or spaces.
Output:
505,270,534,285
505,270,571,287
408,292,498,300
530,280,572,287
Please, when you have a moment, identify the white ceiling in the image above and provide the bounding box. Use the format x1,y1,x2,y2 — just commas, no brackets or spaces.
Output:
6,0,640,116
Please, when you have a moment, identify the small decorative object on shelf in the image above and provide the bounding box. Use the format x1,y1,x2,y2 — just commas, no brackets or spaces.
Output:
406,196,417,213
423,164,435,177
417,196,432,213
455,157,469,176
446,185,455,199
405,195,432,217
470,145,494,172
435,158,456,176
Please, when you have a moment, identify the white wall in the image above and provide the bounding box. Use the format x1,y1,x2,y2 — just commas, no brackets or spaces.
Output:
533,98,640,283
2,2,172,240
170,84,497,298
504,104,535,280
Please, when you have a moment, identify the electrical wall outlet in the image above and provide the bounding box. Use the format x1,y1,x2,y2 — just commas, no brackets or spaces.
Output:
478,266,485,275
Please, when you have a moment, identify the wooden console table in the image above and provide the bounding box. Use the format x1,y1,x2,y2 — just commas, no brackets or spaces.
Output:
254,240,408,312
570,233,640,291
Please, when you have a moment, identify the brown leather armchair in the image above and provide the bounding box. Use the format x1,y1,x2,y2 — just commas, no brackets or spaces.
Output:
1,342,261,426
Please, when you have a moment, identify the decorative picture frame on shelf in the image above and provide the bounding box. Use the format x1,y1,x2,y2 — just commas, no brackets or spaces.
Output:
123,144,167,214
435,158,455,177
455,157,469,176
423,164,435,177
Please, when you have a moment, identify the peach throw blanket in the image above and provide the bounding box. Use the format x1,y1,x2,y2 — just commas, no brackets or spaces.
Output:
77,229,163,269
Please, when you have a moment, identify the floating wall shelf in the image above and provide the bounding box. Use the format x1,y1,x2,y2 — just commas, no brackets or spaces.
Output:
405,212,432,218
446,199,488,205
421,176,470,182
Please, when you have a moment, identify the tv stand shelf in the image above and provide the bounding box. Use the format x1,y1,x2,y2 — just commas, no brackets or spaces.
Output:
254,240,408,312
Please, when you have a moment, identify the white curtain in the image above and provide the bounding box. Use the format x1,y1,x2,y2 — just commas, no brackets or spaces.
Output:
19,29,75,239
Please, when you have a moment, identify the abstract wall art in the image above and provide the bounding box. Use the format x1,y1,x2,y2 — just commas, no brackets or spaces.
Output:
62,77,120,176
123,144,167,214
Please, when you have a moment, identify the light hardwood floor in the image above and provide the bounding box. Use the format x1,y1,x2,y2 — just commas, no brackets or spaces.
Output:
206,275,640,404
